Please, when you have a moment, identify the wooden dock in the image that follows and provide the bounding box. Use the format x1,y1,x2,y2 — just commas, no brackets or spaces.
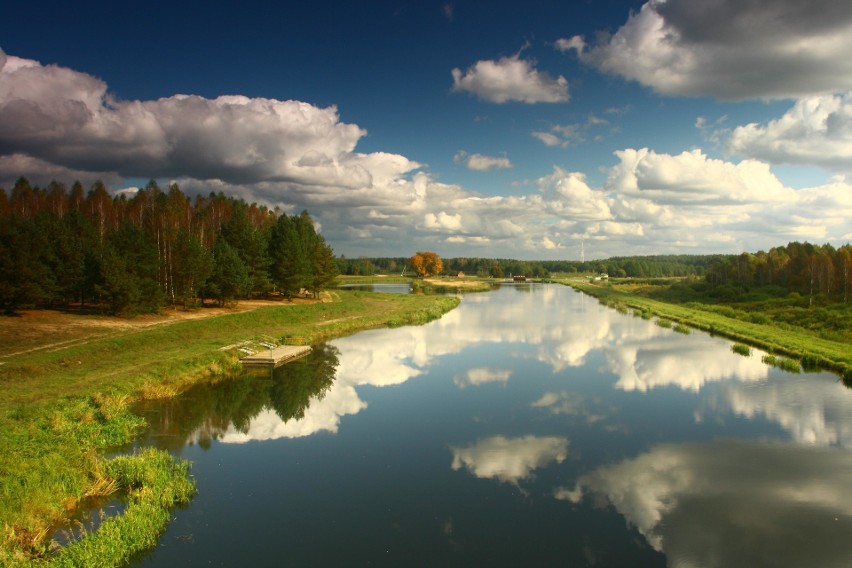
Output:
241,345,312,368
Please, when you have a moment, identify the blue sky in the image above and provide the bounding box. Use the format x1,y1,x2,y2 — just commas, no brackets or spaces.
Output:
1,0,851,259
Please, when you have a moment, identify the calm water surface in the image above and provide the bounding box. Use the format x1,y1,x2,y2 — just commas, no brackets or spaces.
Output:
131,285,852,567
337,283,412,294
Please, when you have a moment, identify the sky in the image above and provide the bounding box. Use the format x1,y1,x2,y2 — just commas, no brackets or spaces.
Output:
1,0,851,260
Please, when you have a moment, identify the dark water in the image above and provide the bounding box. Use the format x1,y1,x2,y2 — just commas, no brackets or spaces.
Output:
131,285,852,567
338,283,412,294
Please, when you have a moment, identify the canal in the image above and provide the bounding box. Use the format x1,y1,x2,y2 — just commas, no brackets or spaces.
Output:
131,284,852,567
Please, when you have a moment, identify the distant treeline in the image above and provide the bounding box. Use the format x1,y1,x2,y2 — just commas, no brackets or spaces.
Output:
705,242,852,305
337,255,715,279
340,244,852,306
0,178,337,314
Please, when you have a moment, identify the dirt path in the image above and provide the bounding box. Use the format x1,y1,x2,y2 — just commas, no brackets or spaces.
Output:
0,299,317,359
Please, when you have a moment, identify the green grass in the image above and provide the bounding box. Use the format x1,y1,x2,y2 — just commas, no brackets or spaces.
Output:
557,279,852,381
731,343,752,357
0,290,459,565
762,354,801,373
34,448,195,568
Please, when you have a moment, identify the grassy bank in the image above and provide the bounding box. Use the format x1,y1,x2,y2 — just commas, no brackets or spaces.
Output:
558,279,852,381
0,290,459,565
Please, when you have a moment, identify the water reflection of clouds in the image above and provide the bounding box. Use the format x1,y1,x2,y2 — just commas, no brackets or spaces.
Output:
607,337,768,392
557,440,852,567
453,367,512,388
531,391,608,424
469,287,772,393
714,376,852,447
218,385,366,443
450,435,569,484
337,286,771,398
217,286,815,444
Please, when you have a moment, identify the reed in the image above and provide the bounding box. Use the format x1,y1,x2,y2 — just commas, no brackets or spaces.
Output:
673,323,691,335
731,343,752,356
762,354,801,373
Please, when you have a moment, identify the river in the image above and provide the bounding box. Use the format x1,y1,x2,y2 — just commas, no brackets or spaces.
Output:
130,284,852,567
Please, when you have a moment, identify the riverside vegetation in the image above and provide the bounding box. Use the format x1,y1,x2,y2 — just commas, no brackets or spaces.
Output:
558,277,852,382
0,290,459,566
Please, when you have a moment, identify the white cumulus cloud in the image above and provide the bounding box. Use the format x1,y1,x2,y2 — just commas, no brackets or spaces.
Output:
567,0,852,100
451,54,569,104
728,92,852,173
0,53,419,187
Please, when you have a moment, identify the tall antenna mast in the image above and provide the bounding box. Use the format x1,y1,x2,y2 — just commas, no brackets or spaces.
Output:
581,238,585,263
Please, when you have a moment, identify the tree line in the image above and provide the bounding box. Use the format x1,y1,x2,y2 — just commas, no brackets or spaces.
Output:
337,255,714,279
705,242,852,305
0,178,338,315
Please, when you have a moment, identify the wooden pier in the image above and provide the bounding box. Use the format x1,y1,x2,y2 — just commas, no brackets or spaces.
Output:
241,345,312,368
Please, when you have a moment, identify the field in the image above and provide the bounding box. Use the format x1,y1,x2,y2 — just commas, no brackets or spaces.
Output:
0,290,459,565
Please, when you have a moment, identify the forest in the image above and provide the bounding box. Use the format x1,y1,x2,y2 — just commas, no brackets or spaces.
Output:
339,246,852,307
0,178,338,315
703,242,852,305
337,254,717,279
3,177,850,315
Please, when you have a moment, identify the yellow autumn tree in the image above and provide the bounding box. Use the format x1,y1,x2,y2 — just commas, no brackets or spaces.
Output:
410,251,443,277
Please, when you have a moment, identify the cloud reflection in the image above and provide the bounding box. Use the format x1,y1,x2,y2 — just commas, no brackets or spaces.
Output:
451,435,569,484
217,385,366,443
714,375,852,447
531,391,608,424
557,440,852,567
215,286,814,443
606,336,768,392
453,367,513,388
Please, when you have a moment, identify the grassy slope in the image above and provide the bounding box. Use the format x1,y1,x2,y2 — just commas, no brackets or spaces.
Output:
558,279,852,378
0,290,459,565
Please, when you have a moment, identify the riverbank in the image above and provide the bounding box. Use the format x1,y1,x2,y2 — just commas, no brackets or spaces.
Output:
336,274,494,293
558,279,852,381
0,290,460,565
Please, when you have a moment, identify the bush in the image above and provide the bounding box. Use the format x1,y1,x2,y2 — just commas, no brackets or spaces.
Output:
748,313,771,325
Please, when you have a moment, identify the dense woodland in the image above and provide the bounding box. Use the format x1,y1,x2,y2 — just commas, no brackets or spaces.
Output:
704,242,852,305
2,177,850,315
0,178,338,314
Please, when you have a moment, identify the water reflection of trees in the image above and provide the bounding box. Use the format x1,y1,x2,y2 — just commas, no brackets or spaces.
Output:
268,344,337,423
135,344,340,449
